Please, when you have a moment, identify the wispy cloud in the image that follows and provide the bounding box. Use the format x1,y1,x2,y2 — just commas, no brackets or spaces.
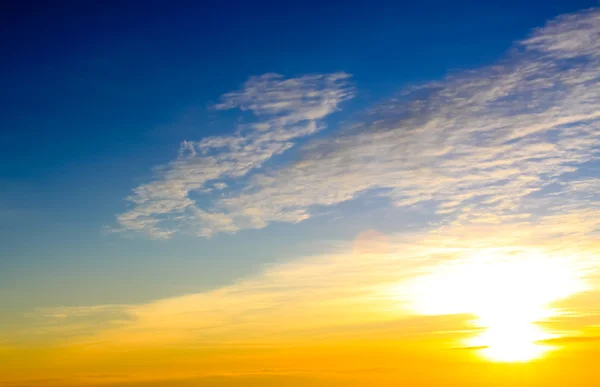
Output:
538,335,600,345
115,9,600,239
116,73,354,238
17,221,600,350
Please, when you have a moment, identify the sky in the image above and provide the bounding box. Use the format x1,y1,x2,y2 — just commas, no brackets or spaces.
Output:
2,1,600,386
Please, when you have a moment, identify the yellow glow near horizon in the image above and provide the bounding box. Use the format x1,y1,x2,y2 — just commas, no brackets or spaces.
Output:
407,249,586,362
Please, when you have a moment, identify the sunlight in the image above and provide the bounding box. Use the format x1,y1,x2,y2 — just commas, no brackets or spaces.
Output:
470,321,551,362
407,248,586,362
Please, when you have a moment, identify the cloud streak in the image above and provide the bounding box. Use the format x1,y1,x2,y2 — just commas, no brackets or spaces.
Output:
17,220,600,350
116,73,354,238
116,9,600,239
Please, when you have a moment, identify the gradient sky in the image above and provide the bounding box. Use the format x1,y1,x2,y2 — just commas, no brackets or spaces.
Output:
2,1,600,386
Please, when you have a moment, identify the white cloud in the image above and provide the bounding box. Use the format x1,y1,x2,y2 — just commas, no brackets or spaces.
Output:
115,73,354,238
116,9,600,239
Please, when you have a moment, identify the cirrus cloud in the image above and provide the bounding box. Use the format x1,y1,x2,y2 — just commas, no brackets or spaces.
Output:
115,73,354,238
116,8,600,239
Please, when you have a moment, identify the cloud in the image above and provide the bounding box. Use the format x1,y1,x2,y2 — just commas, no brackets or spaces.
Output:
115,73,354,238
115,9,600,239
538,335,600,345
449,345,489,351
18,220,599,350
210,11,600,233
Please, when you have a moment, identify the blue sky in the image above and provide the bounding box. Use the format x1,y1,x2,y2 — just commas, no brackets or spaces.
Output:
1,0,599,315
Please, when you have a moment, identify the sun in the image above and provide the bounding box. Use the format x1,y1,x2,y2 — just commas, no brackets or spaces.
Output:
470,321,551,362
406,248,585,362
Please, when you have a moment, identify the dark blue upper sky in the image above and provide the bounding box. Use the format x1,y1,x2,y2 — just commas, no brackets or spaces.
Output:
2,0,596,173
1,0,598,310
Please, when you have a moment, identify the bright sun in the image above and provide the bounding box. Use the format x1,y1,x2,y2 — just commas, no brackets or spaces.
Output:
407,248,585,362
